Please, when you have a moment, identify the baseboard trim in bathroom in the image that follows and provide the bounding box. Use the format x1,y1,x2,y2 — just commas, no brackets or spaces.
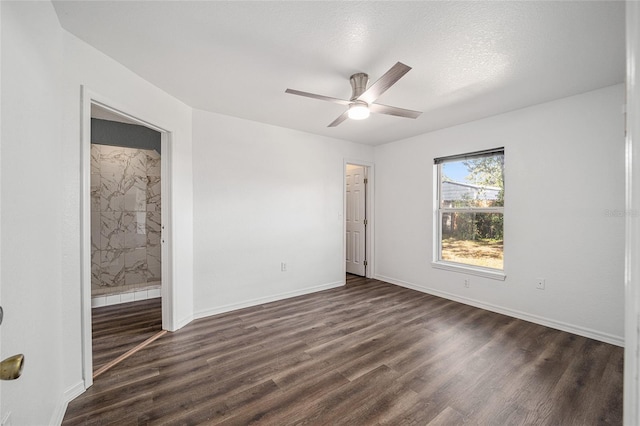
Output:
93,330,167,379
92,285,161,308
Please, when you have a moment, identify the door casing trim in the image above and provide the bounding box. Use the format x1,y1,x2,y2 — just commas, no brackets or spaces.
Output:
80,86,174,389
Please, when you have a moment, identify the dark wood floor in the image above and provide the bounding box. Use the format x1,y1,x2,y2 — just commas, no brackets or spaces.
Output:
92,298,163,372
66,275,623,425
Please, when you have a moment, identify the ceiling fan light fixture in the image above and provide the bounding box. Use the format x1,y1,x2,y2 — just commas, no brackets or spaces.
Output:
348,102,370,120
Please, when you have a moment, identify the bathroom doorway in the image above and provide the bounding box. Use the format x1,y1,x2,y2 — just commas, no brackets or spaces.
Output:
89,105,164,374
88,105,164,374
81,92,174,386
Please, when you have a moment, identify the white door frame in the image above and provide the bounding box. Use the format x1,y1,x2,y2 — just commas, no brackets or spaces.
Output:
625,2,640,424
344,159,374,279
80,86,174,389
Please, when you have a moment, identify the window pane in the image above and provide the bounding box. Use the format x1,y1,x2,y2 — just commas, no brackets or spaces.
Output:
440,212,503,270
441,156,504,208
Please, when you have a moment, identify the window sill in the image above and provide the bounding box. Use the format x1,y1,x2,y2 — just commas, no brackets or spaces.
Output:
431,261,506,281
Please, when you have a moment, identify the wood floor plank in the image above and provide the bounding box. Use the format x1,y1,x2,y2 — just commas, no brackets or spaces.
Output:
425,406,466,426
64,275,623,425
215,370,351,425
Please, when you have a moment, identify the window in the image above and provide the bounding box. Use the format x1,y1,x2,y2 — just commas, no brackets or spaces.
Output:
433,148,505,280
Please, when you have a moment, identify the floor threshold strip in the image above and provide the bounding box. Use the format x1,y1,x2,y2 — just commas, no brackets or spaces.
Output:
93,330,168,379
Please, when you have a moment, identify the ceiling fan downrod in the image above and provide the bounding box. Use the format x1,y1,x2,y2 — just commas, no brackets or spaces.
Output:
349,73,369,100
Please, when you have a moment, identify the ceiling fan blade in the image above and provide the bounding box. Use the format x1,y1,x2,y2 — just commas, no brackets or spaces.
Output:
328,111,349,127
368,103,422,119
285,89,351,106
357,62,411,104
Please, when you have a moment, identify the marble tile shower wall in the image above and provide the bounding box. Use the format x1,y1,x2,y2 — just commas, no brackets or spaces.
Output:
91,144,161,296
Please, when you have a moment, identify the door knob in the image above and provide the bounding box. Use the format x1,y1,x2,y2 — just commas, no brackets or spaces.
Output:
0,306,25,380
0,354,24,380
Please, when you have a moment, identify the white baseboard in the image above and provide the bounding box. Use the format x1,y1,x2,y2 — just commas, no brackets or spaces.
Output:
51,381,85,425
126,280,346,336
375,274,624,347
193,281,344,321
91,286,161,308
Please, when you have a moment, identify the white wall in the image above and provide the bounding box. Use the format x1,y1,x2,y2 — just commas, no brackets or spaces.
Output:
1,1,194,424
374,84,625,344
192,110,373,317
1,2,64,424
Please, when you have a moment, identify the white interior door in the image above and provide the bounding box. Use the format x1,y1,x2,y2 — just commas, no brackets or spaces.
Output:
346,164,366,276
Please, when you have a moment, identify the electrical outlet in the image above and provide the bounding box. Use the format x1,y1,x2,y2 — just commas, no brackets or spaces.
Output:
536,278,545,290
281,262,287,272
464,278,470,288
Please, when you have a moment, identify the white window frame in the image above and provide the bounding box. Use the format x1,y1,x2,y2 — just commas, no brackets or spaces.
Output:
432,149,506,281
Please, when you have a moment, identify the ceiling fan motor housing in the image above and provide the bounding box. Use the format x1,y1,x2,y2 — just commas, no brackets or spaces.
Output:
349,73,369,101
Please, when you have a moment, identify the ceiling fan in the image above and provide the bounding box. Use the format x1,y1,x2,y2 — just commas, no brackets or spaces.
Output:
285,62,422,127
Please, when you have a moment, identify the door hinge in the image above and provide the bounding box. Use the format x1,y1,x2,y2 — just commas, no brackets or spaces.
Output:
364,260,368,266
364,219,368,226
364,178,368,184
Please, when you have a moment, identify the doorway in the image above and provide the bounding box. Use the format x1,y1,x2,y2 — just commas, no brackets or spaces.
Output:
89,105,164,375
345,162,372,278
81,88,173,389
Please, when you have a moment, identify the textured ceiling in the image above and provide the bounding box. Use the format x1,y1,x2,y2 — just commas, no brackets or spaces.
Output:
53,1,625,146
